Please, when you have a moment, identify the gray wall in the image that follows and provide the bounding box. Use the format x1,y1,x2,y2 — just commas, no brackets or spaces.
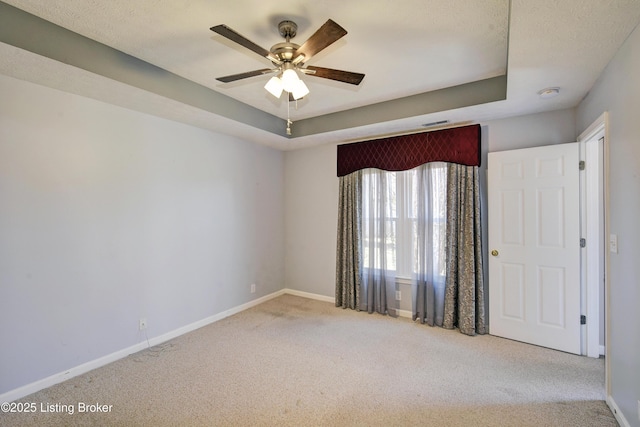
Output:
0,75,285,395
284,140,340,297
576,21,640,427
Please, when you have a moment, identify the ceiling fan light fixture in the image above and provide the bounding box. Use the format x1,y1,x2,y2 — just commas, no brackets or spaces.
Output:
291,79,309,100
264,76,284,98
281,68,300,93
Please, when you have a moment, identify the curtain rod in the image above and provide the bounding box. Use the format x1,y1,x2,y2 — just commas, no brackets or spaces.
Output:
338,121,476,145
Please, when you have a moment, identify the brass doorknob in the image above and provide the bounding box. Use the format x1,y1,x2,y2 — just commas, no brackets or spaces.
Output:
491,250,499,257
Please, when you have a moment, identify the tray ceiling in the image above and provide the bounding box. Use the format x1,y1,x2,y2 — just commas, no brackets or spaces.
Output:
1,0,639,150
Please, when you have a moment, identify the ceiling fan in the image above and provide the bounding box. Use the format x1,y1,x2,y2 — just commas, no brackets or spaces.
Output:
210,19,365,102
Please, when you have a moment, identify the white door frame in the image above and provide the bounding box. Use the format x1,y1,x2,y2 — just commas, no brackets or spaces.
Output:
579,128,603,358
577,112,609,380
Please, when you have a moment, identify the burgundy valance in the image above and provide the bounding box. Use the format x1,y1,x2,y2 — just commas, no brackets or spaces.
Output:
337,124,481,177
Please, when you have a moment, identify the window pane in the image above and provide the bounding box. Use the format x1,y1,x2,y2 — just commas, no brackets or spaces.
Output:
385,218,396,270
361,169,397,271
361,165,447,279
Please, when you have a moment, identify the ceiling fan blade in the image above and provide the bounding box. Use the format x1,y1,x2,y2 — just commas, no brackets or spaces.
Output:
216,69,273,83
295,19,347,62
304,66,365,85
210,24,276,61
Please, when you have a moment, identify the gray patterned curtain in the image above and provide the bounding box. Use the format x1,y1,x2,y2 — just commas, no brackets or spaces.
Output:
335,171,362,310
443,164,486,335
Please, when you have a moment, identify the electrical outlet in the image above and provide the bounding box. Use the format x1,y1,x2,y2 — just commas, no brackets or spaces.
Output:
251,283,256,294
395,290,401,301
139,318,147,330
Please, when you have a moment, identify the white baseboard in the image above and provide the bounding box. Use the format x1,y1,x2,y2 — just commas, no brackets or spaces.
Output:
398,309,413,319
282,288,335,303
0,340,151,404
0,289,288,403
607,395,631,427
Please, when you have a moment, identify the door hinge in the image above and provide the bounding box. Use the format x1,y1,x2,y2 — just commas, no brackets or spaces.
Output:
580,238,586,248
580,315,587,325
579,160,585,170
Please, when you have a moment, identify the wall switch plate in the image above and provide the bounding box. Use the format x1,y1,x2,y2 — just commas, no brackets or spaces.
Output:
251,283,256,294
395,290,401,301
609,234,618,254
139,318,147,330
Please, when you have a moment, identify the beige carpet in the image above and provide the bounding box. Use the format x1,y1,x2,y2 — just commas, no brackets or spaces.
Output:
1,295,616,426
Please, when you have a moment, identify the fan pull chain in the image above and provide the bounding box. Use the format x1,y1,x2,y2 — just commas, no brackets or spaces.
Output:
286,98,292,135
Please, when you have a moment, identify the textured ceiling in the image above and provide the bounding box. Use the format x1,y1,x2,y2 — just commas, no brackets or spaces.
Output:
1,0,640,150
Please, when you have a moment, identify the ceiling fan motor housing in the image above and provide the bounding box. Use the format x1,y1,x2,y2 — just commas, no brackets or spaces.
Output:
271,21,301,64
270,42,301,63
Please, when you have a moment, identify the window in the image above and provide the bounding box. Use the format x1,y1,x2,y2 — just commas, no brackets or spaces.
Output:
361,163,447,280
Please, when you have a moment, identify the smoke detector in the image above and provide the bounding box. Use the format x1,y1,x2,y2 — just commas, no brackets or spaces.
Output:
538,87,560,99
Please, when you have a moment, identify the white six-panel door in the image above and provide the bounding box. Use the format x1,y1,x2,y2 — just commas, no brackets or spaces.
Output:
488,143,581,354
